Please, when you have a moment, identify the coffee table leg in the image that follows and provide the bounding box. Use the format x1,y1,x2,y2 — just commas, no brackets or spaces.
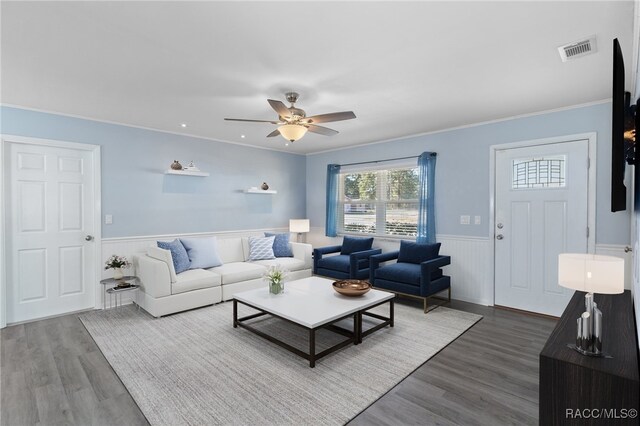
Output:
309,329,316,368
233,300,238,328
353,313,359,345
390,299,394,327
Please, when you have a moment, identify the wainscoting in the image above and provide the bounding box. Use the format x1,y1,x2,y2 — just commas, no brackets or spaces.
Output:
438,235,493,305
100,228,631,311
98,228,289,308
306,230,493,306
306,228,632,308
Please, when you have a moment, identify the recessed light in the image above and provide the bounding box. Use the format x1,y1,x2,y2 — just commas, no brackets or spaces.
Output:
240,134,246,138
285,143,289,146
180,123,187,128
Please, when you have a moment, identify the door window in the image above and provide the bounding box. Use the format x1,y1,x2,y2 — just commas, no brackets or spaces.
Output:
512,155,566,189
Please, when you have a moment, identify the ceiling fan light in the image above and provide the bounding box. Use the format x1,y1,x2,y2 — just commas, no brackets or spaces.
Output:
278,124,307,142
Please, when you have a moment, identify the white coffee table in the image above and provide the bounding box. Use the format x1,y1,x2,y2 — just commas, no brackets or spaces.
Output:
233,276,395,367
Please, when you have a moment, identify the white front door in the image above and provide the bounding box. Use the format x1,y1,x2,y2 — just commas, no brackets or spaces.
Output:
494,139,589,316
6,141,98,323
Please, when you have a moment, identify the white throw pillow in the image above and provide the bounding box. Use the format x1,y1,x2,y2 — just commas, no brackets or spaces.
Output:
248,236,276,261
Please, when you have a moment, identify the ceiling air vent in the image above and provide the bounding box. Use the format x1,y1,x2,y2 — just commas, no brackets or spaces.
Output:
558,36,597,62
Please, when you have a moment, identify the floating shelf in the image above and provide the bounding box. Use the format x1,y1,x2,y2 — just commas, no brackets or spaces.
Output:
165,169,209,177
245,188,277,194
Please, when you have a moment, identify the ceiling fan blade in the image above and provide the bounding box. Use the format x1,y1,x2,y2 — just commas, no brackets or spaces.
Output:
307,124,338,136
224,118,281,124
267,129,281,138
304,111,356,124
267,99,292,119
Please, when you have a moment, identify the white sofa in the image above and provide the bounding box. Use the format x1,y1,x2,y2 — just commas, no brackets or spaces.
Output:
133,237,312,317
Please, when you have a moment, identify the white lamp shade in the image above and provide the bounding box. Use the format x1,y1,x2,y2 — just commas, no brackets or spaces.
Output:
289,219,310,233
558,253,624,294
278,124,308,142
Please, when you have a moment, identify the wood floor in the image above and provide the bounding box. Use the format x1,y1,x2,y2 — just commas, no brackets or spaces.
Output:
1,299,556,426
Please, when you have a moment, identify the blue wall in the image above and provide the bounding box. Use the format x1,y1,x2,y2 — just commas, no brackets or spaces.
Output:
306,102,630,245
3,103,631,244
1,106,307,238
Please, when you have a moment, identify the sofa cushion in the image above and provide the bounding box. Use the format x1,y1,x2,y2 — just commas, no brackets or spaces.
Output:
218,238,245,263
253,257,307,272
207,262,266,285
317,255,350,273
375,262,443,286
248,236,276,261
172,269,221,295
180,237,223,269
340,236,374,255
397,241,441,264
264,232,293,257
157,239,191,274
375,262,421,286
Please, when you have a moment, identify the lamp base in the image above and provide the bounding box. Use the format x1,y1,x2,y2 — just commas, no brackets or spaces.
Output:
567,344,612,358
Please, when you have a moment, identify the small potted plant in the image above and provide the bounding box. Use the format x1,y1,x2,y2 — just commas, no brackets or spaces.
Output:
105,254,131,280
263,265,289,295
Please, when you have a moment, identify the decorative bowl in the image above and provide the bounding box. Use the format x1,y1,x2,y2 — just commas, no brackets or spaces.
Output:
332,280,371,297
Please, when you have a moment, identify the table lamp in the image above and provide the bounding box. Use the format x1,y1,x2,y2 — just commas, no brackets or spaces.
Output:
289,219,310,243
558,253,624,357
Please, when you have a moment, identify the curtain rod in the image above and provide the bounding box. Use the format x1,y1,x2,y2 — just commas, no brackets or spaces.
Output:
338,153,436,167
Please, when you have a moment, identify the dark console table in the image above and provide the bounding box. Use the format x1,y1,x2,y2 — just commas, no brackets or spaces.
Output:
540,290,639,425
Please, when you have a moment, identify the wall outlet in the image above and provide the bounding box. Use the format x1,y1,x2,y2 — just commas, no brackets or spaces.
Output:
474,215,481,225
105,214,113,225
460,215,470,225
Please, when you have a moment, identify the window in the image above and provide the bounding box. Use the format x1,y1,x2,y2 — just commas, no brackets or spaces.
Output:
338,165,419,237
512,156,566,189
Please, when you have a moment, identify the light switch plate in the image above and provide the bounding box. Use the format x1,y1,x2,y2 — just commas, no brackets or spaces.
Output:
474,215,481,225
105,214,113,225
460,215,470,225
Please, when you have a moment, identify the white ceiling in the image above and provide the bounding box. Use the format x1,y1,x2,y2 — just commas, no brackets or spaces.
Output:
1,1,636,154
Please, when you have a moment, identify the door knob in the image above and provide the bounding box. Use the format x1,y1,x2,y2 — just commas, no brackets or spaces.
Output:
85,235,94,241
496,234,504,240
497,223,504,229
625,246,633,253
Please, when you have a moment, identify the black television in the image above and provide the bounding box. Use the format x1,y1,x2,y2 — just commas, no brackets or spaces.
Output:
611,38,626,212
625,93,638,165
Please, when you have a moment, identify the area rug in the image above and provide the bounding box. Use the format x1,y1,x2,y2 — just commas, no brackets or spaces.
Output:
80,301,481,426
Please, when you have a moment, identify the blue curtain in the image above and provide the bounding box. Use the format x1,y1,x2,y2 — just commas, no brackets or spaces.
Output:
417,152,437,243
325,164,341,237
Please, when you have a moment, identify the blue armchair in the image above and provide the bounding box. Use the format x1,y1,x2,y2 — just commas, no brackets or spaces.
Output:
370,241,451,313
313,236,382,280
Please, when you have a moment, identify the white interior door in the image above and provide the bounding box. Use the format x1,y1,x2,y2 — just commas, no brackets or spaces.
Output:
6,141,97,323
494,140,589,316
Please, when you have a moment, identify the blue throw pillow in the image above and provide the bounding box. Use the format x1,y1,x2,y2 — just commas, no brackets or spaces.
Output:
397,241,441,264
248,236,276,261
340,236,374,255
157,239,191,274
264,232,293,257
180,237,224,269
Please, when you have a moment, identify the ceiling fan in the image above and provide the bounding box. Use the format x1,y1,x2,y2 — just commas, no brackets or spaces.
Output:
224,92,356,143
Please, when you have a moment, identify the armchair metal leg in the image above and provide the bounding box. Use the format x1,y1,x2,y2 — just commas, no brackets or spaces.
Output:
448,287,451,302
423,298,428,313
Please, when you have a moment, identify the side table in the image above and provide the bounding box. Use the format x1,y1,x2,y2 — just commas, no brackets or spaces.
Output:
100,276,139,309
106,284,141,310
